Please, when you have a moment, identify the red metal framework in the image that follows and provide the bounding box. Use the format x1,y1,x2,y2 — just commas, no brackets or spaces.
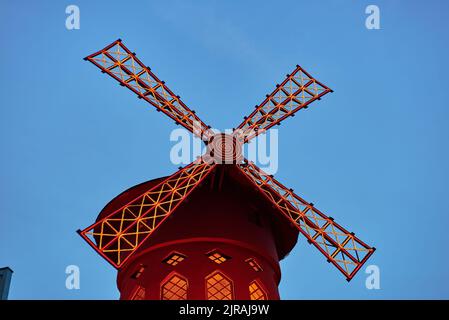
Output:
79,39,375,281
84,39,213,140
238,161,375,280
79,161,215,267
235,65,332,142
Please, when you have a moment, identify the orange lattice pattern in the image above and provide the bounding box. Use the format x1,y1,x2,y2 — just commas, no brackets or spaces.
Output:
238,162,375,280
207,250,230,264
161,274,188,300
79,161,215,268
206,272,233,300
236,65,332,142
84,40,212,140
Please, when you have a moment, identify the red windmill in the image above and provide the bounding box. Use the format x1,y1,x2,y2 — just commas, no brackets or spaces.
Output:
78,39,375,300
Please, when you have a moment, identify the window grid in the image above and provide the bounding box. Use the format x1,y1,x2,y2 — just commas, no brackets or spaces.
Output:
206,272,233,300
245,258,263,272
207,250,230,264
161,274,188,300
249,281,267,300
163,252,186,266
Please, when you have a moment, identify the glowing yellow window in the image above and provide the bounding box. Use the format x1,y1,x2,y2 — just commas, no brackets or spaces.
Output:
249,281,267,300
206,272,233,300
130,285,146,300
163,252,186,266
161,274,188,300
207,250,230,264
245,258,263,272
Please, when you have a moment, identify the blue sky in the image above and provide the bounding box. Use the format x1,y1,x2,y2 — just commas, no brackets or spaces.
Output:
1,0,449,299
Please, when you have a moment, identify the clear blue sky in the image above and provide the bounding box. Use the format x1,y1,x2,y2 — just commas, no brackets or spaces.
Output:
1,0,449,299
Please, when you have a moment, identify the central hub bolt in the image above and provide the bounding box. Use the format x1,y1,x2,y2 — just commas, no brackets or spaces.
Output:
203,133,243,164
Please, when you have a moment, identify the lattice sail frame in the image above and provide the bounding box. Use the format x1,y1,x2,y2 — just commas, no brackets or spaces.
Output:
236,65,332,142
238,161,375,280
79,161,215,267
84,39,212,140
80,39,375,280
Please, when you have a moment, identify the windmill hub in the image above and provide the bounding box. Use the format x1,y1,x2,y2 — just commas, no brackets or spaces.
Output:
204,133,243,164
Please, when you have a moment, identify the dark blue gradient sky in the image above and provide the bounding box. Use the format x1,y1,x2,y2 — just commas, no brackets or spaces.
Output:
1,0,449,299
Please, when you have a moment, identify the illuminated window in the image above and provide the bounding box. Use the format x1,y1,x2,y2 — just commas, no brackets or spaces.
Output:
131,285,146,300
206,271,233,300
206,250,230,264
249,281,267,300
163,252,186,266
245,258,263,272
161,273,188,300
131,265,146,279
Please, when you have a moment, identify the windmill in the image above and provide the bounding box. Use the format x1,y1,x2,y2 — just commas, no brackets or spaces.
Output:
78,39,375,300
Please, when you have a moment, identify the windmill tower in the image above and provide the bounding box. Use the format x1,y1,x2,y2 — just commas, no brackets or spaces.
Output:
78,39,375,300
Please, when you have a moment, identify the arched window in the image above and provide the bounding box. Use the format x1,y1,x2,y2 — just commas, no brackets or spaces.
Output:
206,271,233,300
161,273,188,300
130,285,146,300
249,280,267,300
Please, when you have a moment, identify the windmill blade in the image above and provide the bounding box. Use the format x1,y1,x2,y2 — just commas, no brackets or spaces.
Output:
78,161,216,268
236,66,332,142
237,161,375,280
84,39,212,140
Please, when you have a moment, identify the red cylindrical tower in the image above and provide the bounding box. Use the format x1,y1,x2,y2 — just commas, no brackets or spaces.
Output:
95,166,298,300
